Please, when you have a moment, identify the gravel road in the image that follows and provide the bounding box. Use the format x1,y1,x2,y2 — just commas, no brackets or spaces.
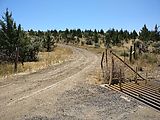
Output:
0,45,159,120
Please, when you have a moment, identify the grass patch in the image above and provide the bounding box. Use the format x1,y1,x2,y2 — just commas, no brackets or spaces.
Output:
141,53,158,64
77,45,104,54
120,51,129,57
112,46,129,56
0,46,73,77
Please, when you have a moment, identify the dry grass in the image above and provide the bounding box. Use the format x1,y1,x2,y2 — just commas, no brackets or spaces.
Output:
0,46,73,77
87,68,104,85
75,44,104,54
111,40,158,73
112,46,129,57
79,40,160,85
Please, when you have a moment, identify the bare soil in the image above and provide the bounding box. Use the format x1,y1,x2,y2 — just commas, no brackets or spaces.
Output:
0,45,159,120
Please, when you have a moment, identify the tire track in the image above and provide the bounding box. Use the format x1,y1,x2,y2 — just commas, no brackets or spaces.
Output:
0,45,98,107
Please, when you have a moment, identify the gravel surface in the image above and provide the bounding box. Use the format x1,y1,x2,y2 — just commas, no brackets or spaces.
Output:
50,84,140,120
24,83,160,120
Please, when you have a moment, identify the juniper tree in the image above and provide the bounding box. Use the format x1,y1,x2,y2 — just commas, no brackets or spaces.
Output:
0,9,40,65
43,31,55,52
130,30,138,40
139,24,150,42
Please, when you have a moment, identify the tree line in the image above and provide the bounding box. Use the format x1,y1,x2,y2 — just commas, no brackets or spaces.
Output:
0,9,160,66
28,24,160,46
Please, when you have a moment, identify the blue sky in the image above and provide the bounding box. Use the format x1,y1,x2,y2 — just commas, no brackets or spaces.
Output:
0,0,160,32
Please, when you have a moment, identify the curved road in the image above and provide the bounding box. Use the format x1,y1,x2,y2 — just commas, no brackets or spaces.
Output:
0,45,99,119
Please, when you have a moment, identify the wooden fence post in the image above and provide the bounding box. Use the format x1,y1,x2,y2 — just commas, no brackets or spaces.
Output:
101,52,105,77
133,43,136,59
109,51,113,86
130,46,133,63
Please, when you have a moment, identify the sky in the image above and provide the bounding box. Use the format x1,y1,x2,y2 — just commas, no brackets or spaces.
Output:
0,0,160,32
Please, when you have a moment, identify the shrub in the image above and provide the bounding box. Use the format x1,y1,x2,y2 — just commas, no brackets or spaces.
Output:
152,42,160,54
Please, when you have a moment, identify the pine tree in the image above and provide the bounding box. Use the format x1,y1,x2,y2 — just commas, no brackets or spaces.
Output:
0,9,18,61
100,29,104,35
44,31,54,52
64,28,69,44
139,24,150,42
150,24,160,41
77,29,82,38
131,30,138,40
0,9,40,65
105,33,111,47
118,29,124,41
93,29,98,43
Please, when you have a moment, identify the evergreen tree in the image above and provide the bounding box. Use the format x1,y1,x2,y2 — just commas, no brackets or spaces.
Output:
0,9,19,61
100,29,104,35
77,29,82,38
0,9,40,64
52,29,58,42
118,29,124,41
123,30,130,42
105,33,111,47
139,24,150,42
150,24,160,41
64,28,69,43
93,29,98,43
44,31,54,52
130,30,138,40
28,29,35,36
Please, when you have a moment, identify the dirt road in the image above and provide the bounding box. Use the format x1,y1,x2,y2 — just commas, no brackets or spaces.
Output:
0,45,159,120
0,45,99,119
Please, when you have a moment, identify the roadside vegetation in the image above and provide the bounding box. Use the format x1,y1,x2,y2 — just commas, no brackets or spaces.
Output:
0,9,71,77
0,9,160,77
0,46,72,77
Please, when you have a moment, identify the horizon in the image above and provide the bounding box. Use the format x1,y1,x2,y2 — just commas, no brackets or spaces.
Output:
0,0,160,32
